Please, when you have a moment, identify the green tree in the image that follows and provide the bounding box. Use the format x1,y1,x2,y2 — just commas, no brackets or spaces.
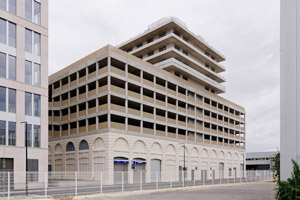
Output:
272,152,280,182
276,160,300,200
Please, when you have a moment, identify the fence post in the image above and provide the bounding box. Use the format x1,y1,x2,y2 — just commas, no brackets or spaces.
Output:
212,173,214,185
44,172,47,198
202,171,205,185
75,172,78,197
156,172,158,190
227,174,229,184
260,171,262,180
140,172,142,190
122,172,124,192
245,171,247,182
170,171,172,188
234,174,235,183
182,170,184,187
100,172,103,194
193,172,195,186
220,173,222,184
264,170,266,180
8,172,10,200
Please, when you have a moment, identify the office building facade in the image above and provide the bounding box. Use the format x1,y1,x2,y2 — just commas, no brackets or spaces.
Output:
48,18,245,184
280,0,300,180
0,0,48,180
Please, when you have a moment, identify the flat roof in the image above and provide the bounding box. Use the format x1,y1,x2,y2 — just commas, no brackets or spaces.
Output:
246,151,278,158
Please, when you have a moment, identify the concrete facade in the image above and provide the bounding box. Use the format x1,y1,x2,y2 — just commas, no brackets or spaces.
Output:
280,0,300,179
48,18,245,184
0,0,48,182
246,151,277,170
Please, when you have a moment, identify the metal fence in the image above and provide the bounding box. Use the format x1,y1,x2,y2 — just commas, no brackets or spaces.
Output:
0,170,273,199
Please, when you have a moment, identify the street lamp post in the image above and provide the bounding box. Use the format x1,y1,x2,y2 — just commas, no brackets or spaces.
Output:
21,121,28,196
179,143,186,186
183,143,185,185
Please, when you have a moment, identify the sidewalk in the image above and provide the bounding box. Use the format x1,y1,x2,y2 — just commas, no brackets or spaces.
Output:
77,181,276,200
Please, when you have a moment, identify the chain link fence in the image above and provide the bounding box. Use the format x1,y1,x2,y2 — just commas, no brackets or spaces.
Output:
0,170,273,199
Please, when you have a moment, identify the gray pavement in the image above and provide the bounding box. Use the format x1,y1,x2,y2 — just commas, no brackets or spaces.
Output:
93,181,276,200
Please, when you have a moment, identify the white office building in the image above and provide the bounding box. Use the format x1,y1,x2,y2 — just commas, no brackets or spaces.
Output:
280,0,300,179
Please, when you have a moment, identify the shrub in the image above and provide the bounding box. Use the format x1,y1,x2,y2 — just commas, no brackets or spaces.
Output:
276,160,300,200
272,152,280,182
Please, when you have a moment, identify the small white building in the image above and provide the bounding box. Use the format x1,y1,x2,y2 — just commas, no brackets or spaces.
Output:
246,151,277,170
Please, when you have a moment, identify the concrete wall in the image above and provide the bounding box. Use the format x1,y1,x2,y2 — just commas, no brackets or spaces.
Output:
280,0,300,179
49,131,245,184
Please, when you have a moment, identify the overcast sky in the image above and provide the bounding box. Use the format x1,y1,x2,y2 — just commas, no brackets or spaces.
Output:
49,0,280,153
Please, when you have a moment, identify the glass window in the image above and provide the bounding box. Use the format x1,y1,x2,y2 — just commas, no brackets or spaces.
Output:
8,22,16,47
0,52,6,78
34,32,40,56
0,0,6,11
33,94,40,117
79,140,89,150
25,29,32,53
33,1,41,25
25,60,32,84
33,125,40,147
33,63,40,86
0,120,6,145
8,121,15,146
0,19,6,45
28,159,38,182
8,55,16,80
66,142,75,152
8,0,16,14
25,92,32,116
26,123,32,147
8,88,15,113
0,87,6,112
25,0,32,21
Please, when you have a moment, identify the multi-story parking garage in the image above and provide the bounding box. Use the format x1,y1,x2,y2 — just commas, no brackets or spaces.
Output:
48,17,246,184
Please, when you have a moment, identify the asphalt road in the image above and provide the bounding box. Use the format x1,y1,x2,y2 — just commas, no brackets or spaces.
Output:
95,181,276,200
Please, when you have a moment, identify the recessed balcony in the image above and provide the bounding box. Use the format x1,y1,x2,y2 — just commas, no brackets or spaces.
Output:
99,122,108,129
111,104,125,113
143,128,154,135
128,73,141,83
98,104,108,112
111,66,125,77
128,125,140,132
88,71,97,79
156,130,166,137
178,134,186,140
111,85,125,95
128,91,140,99
99,66,108,75
78,76,86,84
